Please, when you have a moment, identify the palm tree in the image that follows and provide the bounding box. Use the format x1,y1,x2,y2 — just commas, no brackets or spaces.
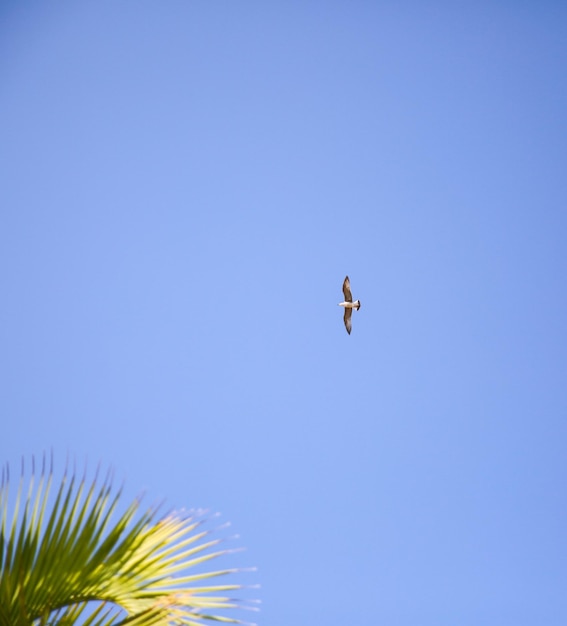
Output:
0,455,258,626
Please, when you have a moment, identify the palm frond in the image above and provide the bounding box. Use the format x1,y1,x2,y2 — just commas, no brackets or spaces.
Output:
0,455,258,626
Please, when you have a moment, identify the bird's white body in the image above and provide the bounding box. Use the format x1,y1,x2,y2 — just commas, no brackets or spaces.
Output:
338,300,361,309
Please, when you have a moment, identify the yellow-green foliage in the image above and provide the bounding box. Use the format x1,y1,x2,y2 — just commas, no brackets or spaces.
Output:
0,456,257,626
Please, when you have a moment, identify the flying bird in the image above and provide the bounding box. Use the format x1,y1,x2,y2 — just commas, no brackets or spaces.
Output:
338,275,361,335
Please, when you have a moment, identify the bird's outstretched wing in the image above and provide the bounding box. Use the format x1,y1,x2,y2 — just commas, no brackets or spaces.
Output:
342,276,353,302
343,307,352,334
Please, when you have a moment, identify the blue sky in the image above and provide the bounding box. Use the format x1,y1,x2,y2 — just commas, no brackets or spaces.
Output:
1,2,566,624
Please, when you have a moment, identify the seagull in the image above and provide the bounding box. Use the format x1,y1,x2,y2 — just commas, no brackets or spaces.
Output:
338,276,361,335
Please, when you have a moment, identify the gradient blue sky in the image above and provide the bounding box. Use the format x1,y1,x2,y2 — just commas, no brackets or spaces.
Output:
1,3,567,625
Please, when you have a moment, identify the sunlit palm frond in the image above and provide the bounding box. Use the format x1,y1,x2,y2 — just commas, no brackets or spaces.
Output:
0,456,258,626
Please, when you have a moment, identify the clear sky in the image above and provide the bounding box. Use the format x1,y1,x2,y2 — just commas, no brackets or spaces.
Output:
1,2,566,625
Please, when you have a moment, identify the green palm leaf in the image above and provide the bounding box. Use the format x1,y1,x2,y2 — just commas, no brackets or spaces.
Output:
0,456,258,626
